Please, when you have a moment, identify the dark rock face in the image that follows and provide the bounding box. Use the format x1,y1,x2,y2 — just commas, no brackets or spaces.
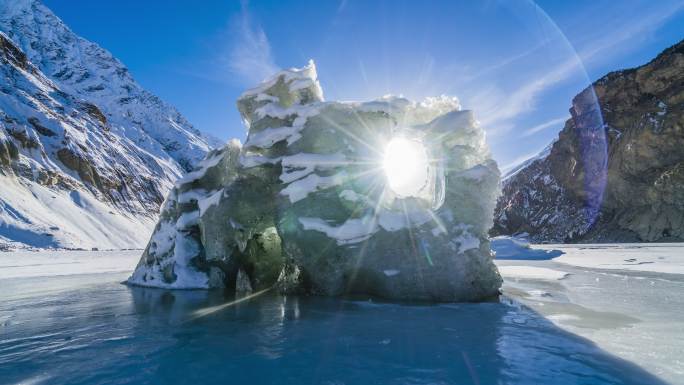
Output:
0,32,28,70
493,40,684,242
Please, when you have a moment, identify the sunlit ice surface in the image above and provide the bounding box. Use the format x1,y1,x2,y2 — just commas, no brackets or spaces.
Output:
1,250,682,384
382,137,430,197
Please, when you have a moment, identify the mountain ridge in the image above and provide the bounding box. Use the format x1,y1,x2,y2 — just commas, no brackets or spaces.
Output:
492,39,684,243
0,0,220,250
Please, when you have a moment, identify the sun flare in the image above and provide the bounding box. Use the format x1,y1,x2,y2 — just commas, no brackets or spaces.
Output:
382,137,430,197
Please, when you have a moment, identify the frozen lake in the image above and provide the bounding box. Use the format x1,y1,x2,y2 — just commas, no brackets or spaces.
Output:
0,244,682,384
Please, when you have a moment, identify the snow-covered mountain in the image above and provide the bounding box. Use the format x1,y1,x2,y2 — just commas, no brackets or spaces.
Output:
0,0,221,250
492,39,684,242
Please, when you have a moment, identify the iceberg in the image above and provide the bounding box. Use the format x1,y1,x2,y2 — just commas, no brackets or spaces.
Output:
128,61,502,301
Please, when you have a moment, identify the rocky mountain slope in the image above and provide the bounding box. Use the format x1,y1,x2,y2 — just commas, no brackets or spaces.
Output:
492,39,684,242
0,1,220,250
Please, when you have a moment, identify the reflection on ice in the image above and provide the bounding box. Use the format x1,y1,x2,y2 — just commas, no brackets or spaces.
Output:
189,288,273,321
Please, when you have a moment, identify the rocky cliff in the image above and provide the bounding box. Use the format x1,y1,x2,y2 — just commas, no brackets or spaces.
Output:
492,40,684,242
0,1,219,250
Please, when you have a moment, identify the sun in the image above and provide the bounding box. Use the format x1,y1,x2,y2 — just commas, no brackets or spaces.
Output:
382,137,430,198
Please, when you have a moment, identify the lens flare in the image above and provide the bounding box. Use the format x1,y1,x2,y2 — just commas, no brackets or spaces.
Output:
382,137,429,197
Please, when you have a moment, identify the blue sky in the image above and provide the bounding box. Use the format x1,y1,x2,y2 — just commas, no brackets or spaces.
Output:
43,0,684,170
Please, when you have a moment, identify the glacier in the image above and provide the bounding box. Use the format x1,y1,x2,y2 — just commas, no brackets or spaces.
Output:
128,61,502,301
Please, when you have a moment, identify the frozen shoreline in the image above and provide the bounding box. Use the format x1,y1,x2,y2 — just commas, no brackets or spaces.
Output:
0,249,141,280
538,242,684,274
494,241,684,384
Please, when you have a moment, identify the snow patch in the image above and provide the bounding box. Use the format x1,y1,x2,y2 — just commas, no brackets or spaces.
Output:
197,189,224,215
280,172,347,203
299,216,378,245
498,266,569,280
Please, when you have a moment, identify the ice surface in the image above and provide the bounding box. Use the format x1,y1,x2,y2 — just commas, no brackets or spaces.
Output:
1,245,682,384
498,265,569,280
493,240,684,383
494,236,684,274
0,249,140,279
549,243,684,274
